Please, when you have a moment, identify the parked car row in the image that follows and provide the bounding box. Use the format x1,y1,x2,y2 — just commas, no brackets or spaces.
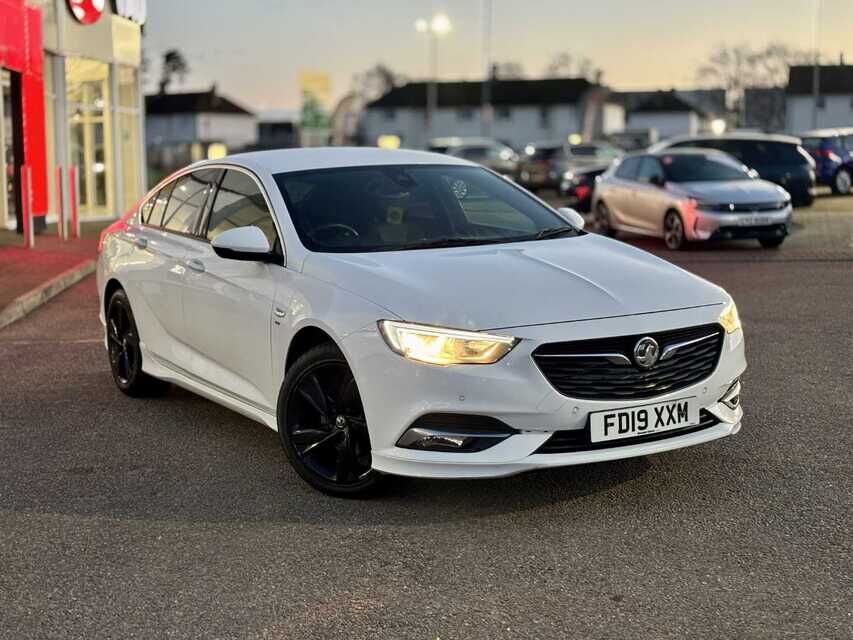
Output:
426,129,851,250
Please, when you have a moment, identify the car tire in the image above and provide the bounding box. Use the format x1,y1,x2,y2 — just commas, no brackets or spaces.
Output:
832,168,852,195
759,236,785,249
106,289,170,397
663,210,688,251
277,343,383,497
594,201,617,237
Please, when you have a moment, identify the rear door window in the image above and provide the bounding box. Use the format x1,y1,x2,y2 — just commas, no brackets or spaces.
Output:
614,156,642,180
143,183,173,227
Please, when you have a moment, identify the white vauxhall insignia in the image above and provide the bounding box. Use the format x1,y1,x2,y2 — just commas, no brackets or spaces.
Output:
97,148,746,496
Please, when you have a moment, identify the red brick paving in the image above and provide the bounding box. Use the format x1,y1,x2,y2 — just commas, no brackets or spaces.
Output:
0,235,98,310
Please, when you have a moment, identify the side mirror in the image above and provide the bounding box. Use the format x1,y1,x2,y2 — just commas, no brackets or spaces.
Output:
649,174,666,188
211,226,274,262
558,207,585,230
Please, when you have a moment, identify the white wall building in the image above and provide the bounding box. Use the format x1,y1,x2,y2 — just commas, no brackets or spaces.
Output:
362,78,622,150
786,65,853,133
627,91,708,139
146,87,256,173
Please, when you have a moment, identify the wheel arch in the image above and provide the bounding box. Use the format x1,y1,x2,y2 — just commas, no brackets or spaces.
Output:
285,325,340,373
103,278,124,317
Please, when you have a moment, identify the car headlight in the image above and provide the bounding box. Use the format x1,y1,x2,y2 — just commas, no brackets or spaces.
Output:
378,320,518,365
719,301,741,334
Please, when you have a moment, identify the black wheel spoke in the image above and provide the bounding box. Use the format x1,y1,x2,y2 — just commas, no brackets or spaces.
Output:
300,430,343,458
334,441,356,483
298,373,330,419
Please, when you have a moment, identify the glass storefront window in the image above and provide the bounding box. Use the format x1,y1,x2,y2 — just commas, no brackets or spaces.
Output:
117,65,143,212
66,58,113,218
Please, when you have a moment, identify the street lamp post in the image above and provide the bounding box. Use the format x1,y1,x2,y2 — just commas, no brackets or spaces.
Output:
415,12,452,140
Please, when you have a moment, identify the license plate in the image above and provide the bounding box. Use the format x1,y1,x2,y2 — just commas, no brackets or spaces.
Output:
589,397,699,443
737,215,773,226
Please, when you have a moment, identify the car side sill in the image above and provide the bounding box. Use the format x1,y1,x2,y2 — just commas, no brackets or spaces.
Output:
144,350,278,431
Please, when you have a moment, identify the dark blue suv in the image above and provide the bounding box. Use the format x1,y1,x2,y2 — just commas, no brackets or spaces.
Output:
800,129,853,195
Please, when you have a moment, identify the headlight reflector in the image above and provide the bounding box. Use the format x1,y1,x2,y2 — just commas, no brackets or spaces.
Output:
719,301,741,334
378,321,518,365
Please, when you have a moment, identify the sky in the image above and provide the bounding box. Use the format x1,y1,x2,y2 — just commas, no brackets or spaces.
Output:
141,0,852,113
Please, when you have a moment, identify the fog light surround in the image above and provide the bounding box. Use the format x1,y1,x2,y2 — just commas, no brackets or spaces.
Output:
396,414,517,452
721,378,742,410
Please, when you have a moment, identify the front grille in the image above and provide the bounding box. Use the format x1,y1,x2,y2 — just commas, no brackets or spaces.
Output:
706,201,786,213
532,323,724,401
535,409,720,454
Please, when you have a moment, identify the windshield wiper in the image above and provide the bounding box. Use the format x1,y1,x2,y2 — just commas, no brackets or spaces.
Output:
397,236,513,250
533,226,577,240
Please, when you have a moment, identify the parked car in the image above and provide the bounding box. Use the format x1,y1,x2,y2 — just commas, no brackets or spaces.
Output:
558,164,608,212
799,128,853,195
518,141,621,191
651,133,815,207
593,148,792,249
97,148,745,496
427,137,519,178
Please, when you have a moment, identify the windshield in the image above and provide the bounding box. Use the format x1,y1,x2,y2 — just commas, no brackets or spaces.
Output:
661,154,750,183
274,165,576,253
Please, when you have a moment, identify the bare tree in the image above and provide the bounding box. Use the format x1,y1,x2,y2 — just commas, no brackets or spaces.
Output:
352,63,405,102
697,42,811,108
544,52,601,82
158,49,190,94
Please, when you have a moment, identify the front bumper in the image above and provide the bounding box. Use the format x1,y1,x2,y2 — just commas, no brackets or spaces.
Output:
687,205,792,242
342,304,746,479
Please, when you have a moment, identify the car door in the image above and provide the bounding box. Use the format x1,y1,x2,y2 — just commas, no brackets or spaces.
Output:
181,168,282,411
604,156,642,228
632,156,670,234
124,179,198,368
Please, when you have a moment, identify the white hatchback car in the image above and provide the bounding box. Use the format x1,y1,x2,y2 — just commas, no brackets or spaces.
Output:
98,148,746,496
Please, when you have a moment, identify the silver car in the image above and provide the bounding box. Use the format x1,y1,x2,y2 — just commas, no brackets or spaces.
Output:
592,149,792,250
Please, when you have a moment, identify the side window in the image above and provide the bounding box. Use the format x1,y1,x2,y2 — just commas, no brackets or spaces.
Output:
144,183,173,227
206,170,279,248
162,169,221,234
636,157,664,184
615,156,642,180
842,135,853,152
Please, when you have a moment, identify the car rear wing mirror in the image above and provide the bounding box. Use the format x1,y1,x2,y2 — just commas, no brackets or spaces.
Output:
557,207,585,230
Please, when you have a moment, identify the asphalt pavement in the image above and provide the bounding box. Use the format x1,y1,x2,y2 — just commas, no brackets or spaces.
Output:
0,226,851,638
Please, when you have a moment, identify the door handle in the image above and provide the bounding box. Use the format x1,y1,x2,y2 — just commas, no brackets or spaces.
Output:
134,237,148,250
186,259,205,273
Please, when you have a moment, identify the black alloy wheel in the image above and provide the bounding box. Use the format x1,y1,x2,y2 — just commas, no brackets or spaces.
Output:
278,343,381,497
106,289,170,397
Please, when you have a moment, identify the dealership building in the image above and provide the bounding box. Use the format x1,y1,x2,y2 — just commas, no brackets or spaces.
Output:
0,0,145,239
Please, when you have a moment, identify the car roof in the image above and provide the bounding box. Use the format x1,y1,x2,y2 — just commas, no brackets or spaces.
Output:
655,132,802,147
205,147,474,174
799,127,853,138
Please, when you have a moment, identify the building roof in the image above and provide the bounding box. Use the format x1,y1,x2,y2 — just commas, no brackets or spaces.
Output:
145,89,254,116
367,78,596,109
788,65,853,95
631,91,706,116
